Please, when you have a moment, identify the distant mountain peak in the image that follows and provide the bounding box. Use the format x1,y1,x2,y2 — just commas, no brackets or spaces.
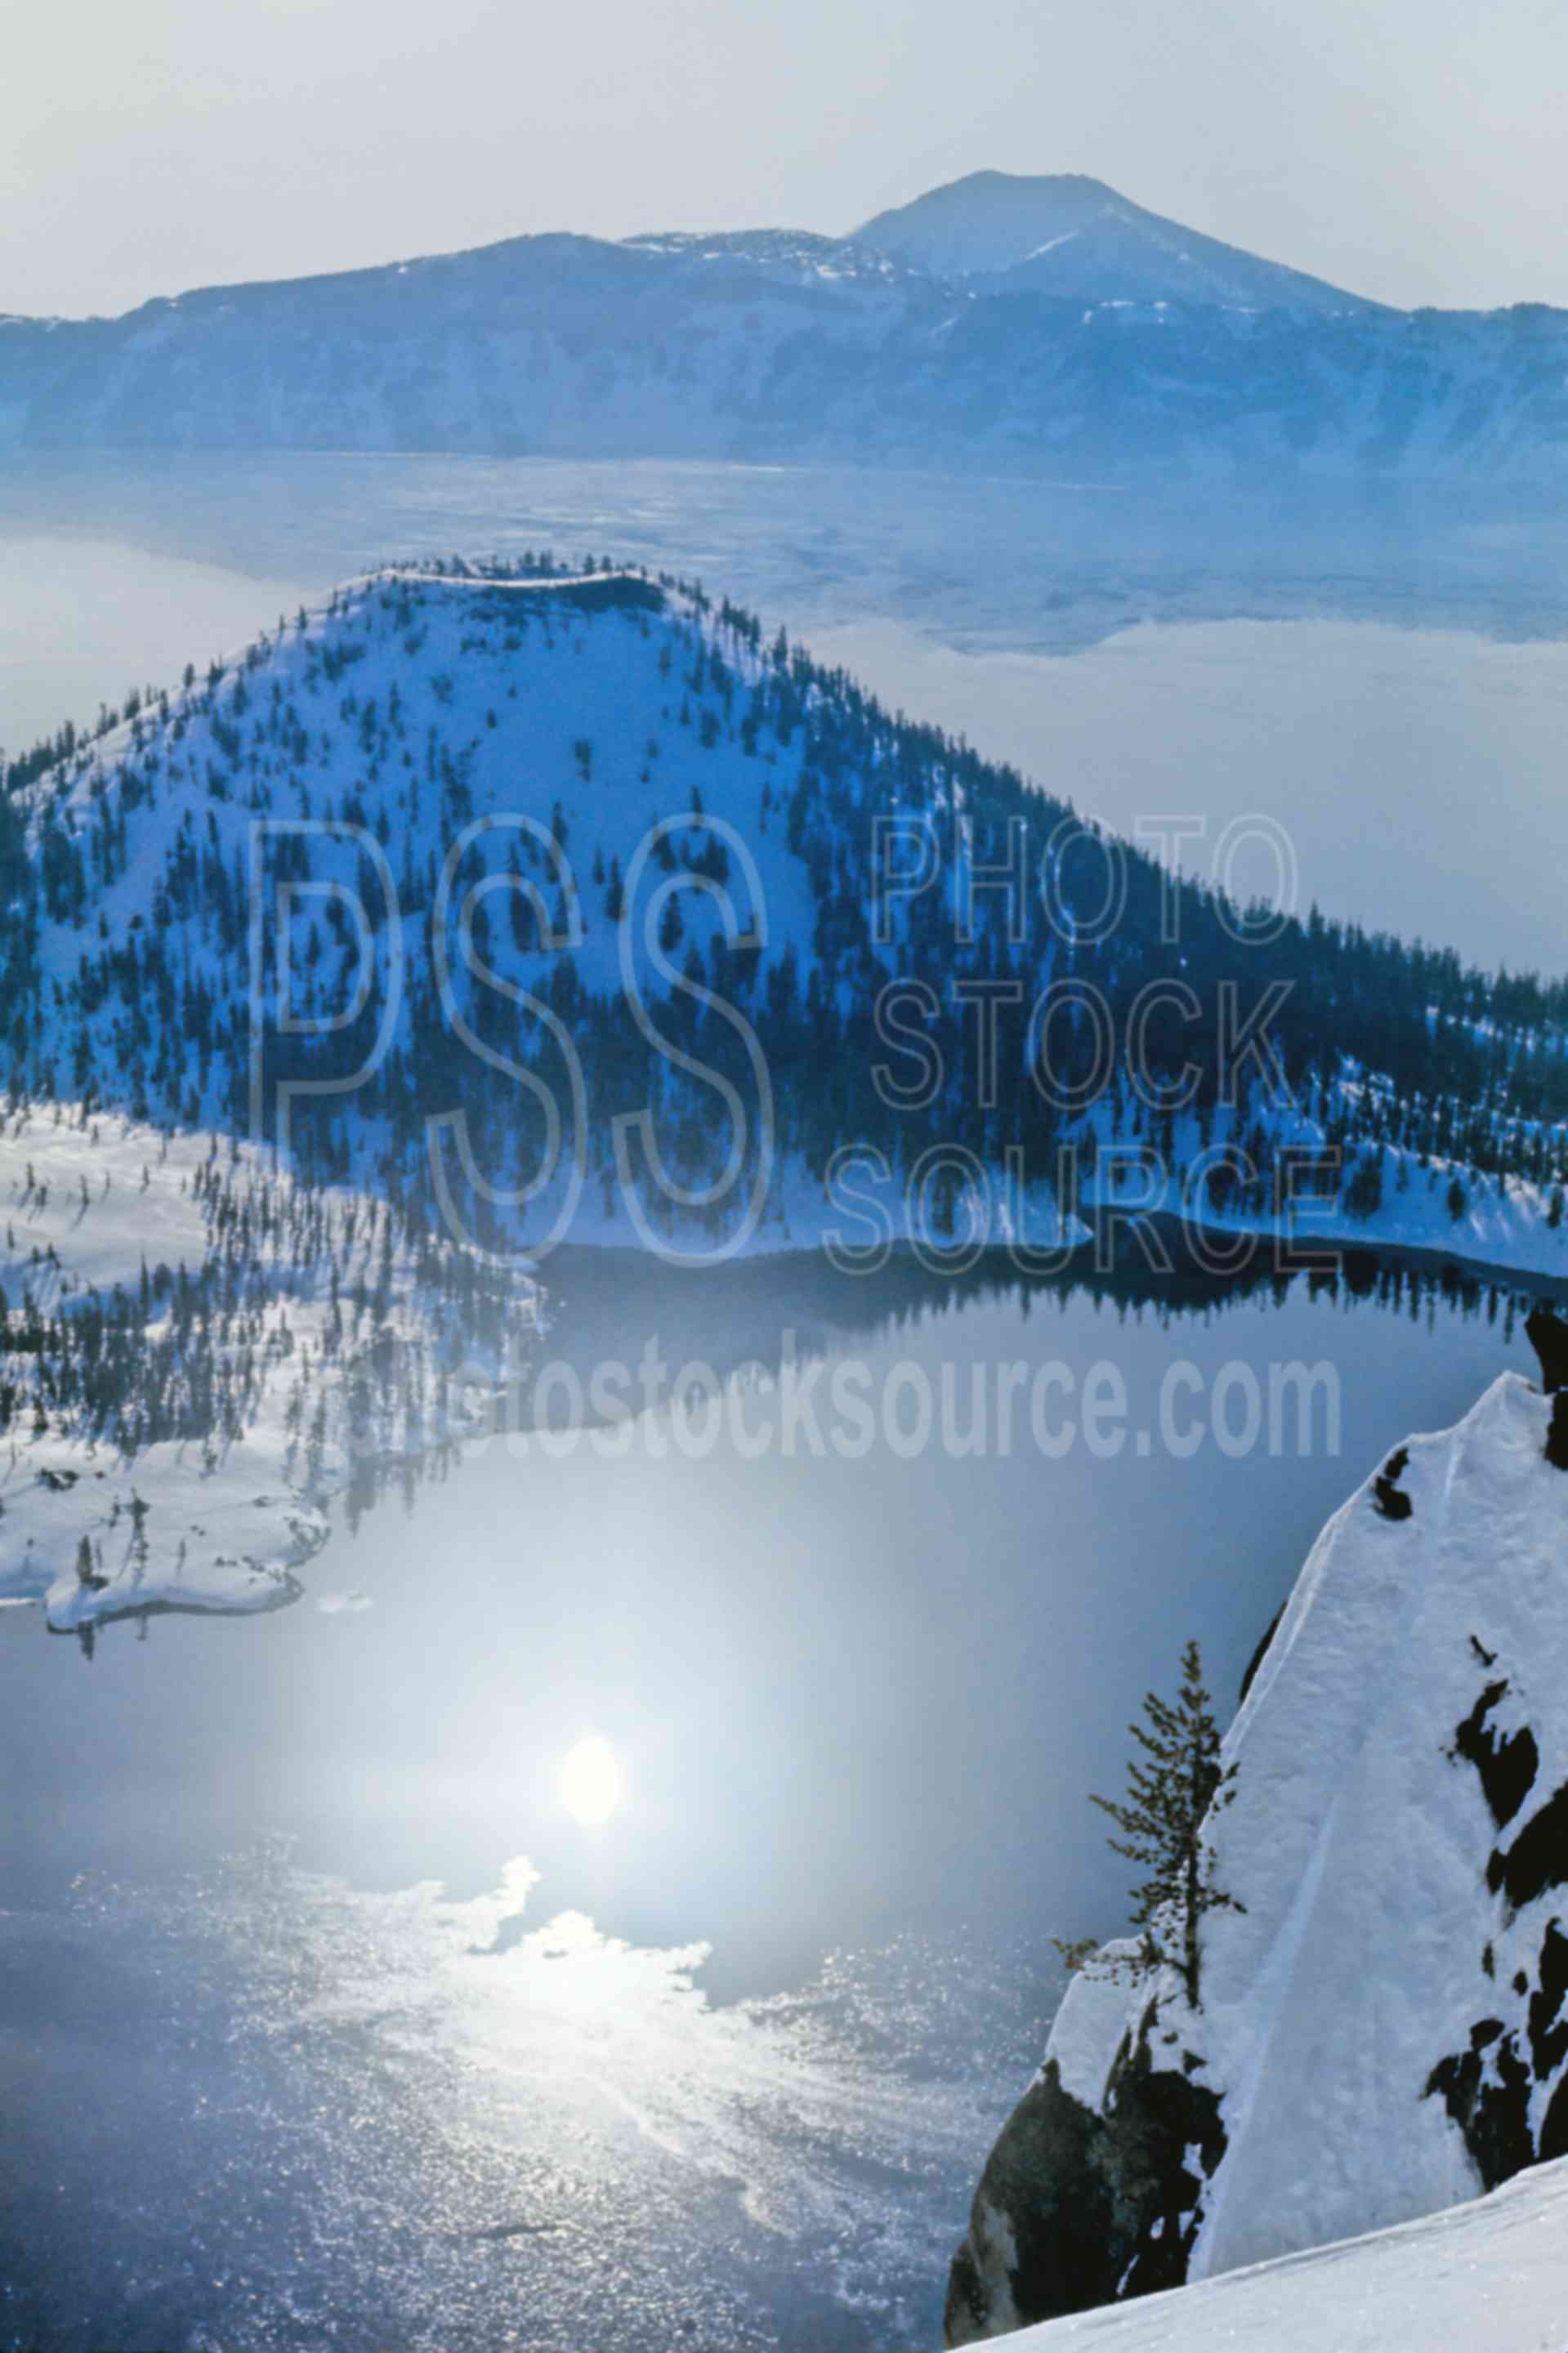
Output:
854,168,1384,315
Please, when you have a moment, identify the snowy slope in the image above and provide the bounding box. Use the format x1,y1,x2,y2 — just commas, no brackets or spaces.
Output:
948,1364,1568,2337
998,2151,1568,2352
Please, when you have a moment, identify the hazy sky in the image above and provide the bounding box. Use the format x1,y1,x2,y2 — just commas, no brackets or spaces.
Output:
6,0,1565,319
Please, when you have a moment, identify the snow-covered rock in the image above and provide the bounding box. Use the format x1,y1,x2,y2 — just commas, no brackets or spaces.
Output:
947,1351,1568,2338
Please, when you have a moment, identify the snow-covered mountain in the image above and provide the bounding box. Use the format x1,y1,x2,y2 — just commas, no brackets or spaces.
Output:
993,2152,1568,2353
853,170,1379,313
946,1342,1568,2338
3,177,1568,479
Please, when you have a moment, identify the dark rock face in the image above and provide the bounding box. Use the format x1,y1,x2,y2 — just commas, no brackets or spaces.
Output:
944,1998,1226,2345
1488,1782,1568,1913
1426,2022,1536,2189
1238,1606,1284,1708
1546,1393,1568,1470
944,2063,1108,2342
1373,1448,1414,1520
1454,1680,1539,1830
1427,1651,1568,2188
1526,1307,1568,1396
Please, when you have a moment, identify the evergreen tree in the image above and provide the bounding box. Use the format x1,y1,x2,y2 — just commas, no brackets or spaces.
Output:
1089,1638,1241,2007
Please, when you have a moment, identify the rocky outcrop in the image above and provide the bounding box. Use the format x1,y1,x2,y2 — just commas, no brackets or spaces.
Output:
1426,1650,1568,2182
946,1363,1568,2341
945,1987,1225,2342
1525,1306,1568,1394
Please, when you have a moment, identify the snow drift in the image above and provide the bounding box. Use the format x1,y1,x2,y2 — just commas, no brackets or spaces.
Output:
992,2150,1568,2353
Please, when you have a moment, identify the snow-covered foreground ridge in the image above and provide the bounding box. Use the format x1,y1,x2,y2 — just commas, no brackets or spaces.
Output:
947,1358,1568,2337
995,2153,1568,2353
0,1105,535,1646
6,556,1568,1277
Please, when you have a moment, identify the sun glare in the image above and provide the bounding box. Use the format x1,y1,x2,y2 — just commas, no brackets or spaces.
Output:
559,1735,623,1826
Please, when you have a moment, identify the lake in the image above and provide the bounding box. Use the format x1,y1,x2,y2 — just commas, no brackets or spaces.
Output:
0,1235,1549,2350
2,452,1567,2349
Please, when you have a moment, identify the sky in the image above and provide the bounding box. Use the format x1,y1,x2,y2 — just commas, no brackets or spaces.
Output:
3,0,1565,319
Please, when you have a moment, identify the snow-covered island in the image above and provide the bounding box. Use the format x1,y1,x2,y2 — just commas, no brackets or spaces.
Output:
946,1324,1568,2342
5,556,1568,1275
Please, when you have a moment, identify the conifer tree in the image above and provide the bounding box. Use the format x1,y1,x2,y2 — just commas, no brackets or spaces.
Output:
1089,1638,1241,2008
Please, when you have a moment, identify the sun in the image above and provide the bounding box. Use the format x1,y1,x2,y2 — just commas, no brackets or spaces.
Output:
559,1735,623,1827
